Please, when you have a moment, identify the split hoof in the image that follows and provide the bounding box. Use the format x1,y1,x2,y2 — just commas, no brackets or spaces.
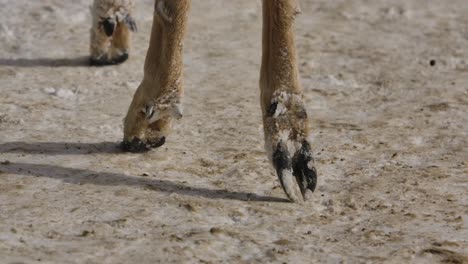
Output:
89,53,129,66
120,137,166,153
272,140,317,203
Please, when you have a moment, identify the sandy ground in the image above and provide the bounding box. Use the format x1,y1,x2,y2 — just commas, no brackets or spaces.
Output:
0,0,467,263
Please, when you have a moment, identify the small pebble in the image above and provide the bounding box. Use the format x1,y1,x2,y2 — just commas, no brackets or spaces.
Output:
56,89,75,99
43,87,56,95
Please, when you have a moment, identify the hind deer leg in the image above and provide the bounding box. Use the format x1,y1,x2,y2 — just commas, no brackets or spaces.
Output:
90,0,137,66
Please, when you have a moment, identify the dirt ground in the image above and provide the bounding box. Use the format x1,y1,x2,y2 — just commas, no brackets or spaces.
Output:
0,0,467,263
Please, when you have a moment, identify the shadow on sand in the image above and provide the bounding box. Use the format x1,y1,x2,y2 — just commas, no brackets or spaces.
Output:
0,141,122,155
0,56,90,67
0,141,288,203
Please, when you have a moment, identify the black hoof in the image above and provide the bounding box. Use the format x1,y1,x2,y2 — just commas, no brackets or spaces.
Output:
120,137,166,153
292,141,317,195
89,53,129,66
272,140,317,202
113,53,129,64
272,142,292,192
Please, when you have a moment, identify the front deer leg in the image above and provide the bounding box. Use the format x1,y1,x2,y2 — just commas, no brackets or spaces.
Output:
121,0,190,152
261,0,317,202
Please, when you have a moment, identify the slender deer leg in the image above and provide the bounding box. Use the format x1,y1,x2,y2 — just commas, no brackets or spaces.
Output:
90,0,137,66
261,0,317,202
121,0,190,152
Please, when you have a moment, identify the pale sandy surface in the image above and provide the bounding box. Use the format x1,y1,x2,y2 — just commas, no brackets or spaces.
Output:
1,0,467,263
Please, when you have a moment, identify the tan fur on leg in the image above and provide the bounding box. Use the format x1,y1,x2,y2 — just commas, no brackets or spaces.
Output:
122,0,191,152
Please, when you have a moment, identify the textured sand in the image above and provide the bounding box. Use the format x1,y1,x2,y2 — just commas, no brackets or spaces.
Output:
0,0,467,263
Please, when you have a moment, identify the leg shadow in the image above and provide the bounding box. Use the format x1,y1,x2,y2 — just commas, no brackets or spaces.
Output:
0,141,122,155
0,56,90,67
0,162,289,203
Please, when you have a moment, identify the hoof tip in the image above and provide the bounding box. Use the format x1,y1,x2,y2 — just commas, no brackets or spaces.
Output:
89,53,129,66
272,140,318,202
120,137,166,153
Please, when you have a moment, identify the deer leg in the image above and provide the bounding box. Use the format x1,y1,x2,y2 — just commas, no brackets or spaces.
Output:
121,0,190,152
261,0,317,202
90,0,137,66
